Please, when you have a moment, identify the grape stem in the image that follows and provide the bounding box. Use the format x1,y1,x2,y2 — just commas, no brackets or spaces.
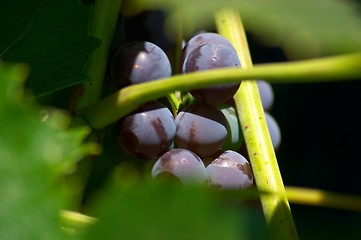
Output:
78,52,361,129
68,0,122,211
60,210,97,226
215,9,298,240
166,14,184,115
60,210,97,236
286,186,361,212
76,0,123,109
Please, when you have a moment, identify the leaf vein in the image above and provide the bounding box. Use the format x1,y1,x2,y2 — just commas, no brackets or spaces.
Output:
0,1,46,57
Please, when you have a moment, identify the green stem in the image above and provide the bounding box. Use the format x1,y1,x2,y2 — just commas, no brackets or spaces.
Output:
60,210,97,226
78,52,361,129
76,0,123,108
285,186,361,212
166,15,183,115
69,0,122,211
215,9,299,240
167,93,181,116
60,210,97,236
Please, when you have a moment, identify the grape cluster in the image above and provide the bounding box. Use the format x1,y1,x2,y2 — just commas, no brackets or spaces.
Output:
111,31,281,189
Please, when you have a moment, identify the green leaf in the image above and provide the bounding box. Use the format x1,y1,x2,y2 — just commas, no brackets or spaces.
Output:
82,177,267,240
122,0,361,58
0,63,98,239
0,0,101,97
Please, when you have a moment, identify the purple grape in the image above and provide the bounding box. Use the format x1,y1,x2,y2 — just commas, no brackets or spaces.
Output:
151,148,207,184
180,32,235,69
118,101,176,159
264,111,281,150
175,103,228,157
257,80,274,111
111,41,172,88
184,43,240,73
182,43,241,105
206,150,253,190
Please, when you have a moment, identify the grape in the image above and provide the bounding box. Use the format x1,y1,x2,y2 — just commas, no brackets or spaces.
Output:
264,111,281,150
111,41,172,88
151,148,207,184
182,43,241,104
118,101,176,159
257,80,274,111
183,43,240,73
206,150,253,190
180,32,235,69
175,103,228,157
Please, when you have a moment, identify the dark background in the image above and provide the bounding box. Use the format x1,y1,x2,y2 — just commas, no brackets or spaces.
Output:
248,34,361,239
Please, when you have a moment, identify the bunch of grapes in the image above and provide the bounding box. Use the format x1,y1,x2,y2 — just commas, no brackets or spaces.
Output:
110,29,281,190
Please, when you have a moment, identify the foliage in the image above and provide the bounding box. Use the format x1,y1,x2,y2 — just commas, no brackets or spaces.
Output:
83,179,261,240
0,0,360,240
0,0,101,96
121,0,361,58
0,63,98,239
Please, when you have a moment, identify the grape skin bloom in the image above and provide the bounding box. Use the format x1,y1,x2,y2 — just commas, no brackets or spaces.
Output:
206,150,253,190
183,43,241,105
257,80,274,111
111,41,172,87
175,103,228,158
119,101,176,159
264,111,281,150
180,32,235,71
181,32,241,105
152,148,207,184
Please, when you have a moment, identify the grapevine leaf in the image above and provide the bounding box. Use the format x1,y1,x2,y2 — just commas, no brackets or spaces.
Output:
85,177,266,240
0,63,98,239
122,0,361,58
0,0,101,97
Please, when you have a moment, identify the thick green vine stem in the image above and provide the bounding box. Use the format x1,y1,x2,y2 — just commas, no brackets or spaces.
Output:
285,187,361,212
68,0,122,211
78,52,361,129
76,0,122,109
215,9,299,240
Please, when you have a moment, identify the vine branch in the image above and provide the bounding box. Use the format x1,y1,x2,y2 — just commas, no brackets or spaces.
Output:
215,9,299,240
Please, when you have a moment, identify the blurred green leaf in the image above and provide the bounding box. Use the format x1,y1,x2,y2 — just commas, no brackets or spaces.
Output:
0,0,101,97
83,182,241,239
0,63,98,239
122,0,361,58
82,172,269,240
